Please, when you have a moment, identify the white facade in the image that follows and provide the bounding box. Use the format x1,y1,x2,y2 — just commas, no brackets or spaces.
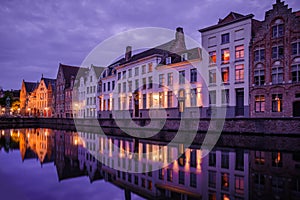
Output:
200,13,253,117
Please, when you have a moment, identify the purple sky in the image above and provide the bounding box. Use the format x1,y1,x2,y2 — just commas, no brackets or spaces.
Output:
1,0,299,90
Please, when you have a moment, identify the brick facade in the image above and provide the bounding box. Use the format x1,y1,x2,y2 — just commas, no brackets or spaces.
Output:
250,0,300,117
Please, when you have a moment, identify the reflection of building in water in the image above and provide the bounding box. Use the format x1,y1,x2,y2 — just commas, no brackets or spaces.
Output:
0,129,20,152
54,130,93,181
202,148,249,200
249,150,300,200
19,128,55,164
80,134,249,200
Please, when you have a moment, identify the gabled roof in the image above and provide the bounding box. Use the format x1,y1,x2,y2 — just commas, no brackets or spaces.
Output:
91,65,105,77
23,81,38,93
41,77,56,89
59,63,80,88
199,12,254,32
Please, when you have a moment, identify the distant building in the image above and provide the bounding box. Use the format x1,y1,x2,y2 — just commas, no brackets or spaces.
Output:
249,0,300,117
55,63,79,118
199,12,254,117
98,27,206,119
20,80,38,115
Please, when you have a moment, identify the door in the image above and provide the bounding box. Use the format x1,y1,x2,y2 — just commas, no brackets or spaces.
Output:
293,101,300,117
235,89,244,116
134,92,139,117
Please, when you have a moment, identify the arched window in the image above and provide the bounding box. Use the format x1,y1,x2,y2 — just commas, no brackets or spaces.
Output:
272,19,284,38
254,63,265,86
272,61,283,84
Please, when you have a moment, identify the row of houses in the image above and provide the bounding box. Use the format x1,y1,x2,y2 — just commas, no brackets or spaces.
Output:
20,0,300,118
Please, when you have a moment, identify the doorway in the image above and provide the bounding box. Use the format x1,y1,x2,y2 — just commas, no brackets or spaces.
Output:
235,88,244,116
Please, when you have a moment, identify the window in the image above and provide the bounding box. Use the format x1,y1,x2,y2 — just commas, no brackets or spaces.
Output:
208,171,216,188
107,82,110,91
179,70,185,84
221,173,229,190
128,81,132,92
190,173,197,188
122,71,126,79
90,76,93,82
272,23,284,38
254,173,265,186
235,45,244,60
255,151,265,165
118,83,121,93
148,76,153,89
209,90,216,105
272,64,283,84
167,168,173,182
221,89,229,104
143,94,146,109
208,36,216,47
221,33,230,44
181,53,188,61
209,69,216,84
235,64,244,82
235,29,244,40
128,69,132,78
209,51,216,64
221,152,229,169
272,46,284,59
148,93,153,108
148,180,152,191
272,94,282,112
254,49,265,61
159,74,165,87
292,42,300,55
167,73,173,86
254,64,265,85
167,91,173,107
135,79,139,90
255,95,265,112
209,151,216,167
134,175,138,185
190,68,197,82
118,72,121,80
166,57,171,64
122,82,126,93
190,149,197,168
292,64,300,82
235,150,244,171
103,83,106,92
190,88,197,107
142,78,146,90
142,65,146,74
159,92,165,107
134,67,139,76
141,178,146,188
235,176,244,194
112,81,115,90
221,48,230,64
221,67,229,83
179,171,185,185
159,168,164,180
148,63,153,72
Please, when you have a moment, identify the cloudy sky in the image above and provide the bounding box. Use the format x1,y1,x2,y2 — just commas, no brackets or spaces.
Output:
0,0,299,90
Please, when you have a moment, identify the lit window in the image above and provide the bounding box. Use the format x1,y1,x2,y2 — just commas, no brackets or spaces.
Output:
272,94,282,112
167,91,173,107
159,92,165,108
255,95,265,112
235,45,244,60
221,67,229,83
255,151,265,165
221,33,230,44
221,173,229,190
235,176,244,194
221,48,230,64
209,51,216,64
235,64,244,83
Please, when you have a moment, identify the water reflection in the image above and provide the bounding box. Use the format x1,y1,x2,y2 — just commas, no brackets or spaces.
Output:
0,128,299,200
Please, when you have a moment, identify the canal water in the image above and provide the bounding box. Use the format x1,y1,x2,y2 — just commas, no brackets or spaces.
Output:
0,128,299,200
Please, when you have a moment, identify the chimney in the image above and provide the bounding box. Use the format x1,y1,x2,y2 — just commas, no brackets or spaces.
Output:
173,27,186,52
125,46,132,61
175,27,184,40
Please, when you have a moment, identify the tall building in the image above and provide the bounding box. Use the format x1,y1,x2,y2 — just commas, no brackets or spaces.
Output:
199,12,254,117
249,0,300,117
98,27,205,119
20,80,38,115
55,63,80,118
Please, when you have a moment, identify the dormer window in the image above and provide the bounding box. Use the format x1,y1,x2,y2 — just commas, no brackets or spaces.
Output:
166,57,171,65
181,53,188,61
272,19,284,38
